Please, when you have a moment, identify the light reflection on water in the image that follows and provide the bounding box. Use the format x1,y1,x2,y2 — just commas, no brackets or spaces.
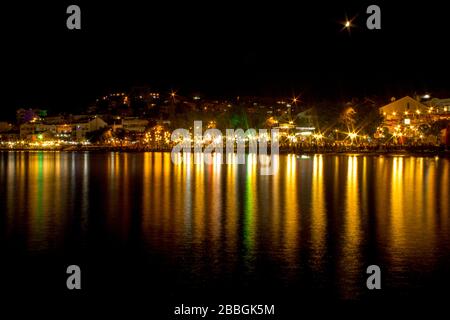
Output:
0,151,449,299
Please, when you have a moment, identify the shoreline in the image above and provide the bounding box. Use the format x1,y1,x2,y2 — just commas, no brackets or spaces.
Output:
1,146,449,158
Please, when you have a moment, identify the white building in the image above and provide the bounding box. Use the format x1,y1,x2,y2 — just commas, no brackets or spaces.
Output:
426,98,450,114
72,117,108,141
20,123,57,139
379,96,429,133
122,118,149,132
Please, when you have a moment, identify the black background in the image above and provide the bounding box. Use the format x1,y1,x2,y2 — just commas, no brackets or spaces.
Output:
1,0,449,119
1,1,450,318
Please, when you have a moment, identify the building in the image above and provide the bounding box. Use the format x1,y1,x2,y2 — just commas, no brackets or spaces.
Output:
380,96,428,119
379,96,429,133
55,124,73,140
426,98,450,119
44,115,65,124
19,115,108,141
71,117,108,141
16,108,47,124
379,95,450,144
0,122,12,132
0,131,19,141
20,123,57,139
122,117,149,132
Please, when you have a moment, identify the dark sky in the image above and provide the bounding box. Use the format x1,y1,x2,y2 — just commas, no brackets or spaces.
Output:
1,1,449,118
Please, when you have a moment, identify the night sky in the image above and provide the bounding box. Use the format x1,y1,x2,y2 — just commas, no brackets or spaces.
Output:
1,1,449,118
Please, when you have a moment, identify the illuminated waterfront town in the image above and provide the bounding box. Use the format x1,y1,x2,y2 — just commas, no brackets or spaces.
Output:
2,1,450,317
1,90,449,153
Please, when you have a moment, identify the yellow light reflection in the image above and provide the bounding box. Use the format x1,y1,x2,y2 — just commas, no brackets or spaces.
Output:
340,155,362,299
439,160,449,228
282,154,299,266
311,155,326,267
225,153,238,259
242,153,258,268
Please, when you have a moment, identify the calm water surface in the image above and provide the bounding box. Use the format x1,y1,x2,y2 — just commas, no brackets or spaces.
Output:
0,151,449,302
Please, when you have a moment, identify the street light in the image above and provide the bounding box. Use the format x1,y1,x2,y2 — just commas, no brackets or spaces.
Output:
341,15,355,34
313,133,323,140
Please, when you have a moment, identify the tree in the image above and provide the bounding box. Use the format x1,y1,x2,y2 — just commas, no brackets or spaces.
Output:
340,107,357,130
86,127,110,143
428,120,449,143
